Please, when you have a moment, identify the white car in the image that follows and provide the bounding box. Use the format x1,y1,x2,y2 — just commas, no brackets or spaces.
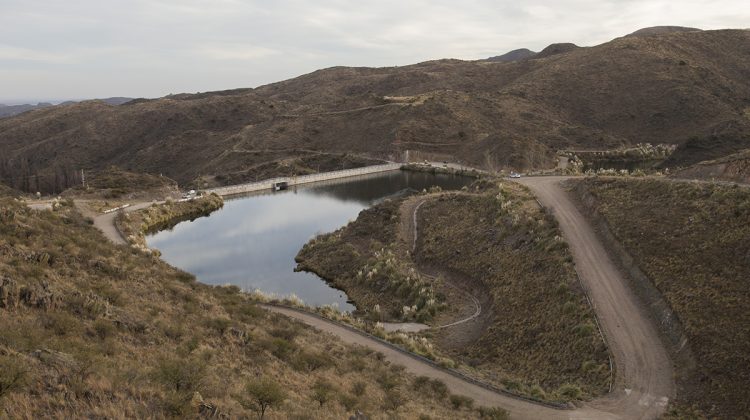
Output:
509,172,522,178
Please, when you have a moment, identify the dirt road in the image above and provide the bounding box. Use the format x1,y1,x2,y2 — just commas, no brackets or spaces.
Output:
516,176,674,418
91,202,155,244
265,177,675,419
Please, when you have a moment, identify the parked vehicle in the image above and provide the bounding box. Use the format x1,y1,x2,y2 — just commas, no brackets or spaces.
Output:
510,172,522,178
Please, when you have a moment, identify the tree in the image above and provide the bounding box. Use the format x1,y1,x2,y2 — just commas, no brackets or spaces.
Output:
238,377,286,419
310,378,334,407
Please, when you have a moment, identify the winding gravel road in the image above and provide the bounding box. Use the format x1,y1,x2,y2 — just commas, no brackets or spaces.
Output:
265,176,675,419
83,175,675,418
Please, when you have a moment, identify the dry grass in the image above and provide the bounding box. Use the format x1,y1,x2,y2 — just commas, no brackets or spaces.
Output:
571,177,750,418
0,188,504,418
296,179,610,402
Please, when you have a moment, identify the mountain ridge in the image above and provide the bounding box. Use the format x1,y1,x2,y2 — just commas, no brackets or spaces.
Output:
1,28,749,193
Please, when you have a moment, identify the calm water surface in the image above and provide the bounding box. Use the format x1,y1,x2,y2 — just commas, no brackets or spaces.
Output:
148,170,473,311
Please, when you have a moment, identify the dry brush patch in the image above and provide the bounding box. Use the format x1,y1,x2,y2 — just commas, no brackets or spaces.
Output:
0,189,505,418
415,183,609,402
571,177,750,418
296,179,610,403
115,193,224,253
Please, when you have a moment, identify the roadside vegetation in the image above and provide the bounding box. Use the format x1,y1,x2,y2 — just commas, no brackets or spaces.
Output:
297,178,610,402
296,198,442,323
0,185,508,418
115,194,224,253
416,181,610,401
571,177,750,418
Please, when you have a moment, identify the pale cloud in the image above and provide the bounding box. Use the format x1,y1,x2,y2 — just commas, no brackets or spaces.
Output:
0,0,748,102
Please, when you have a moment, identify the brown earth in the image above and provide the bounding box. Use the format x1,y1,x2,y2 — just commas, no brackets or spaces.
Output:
1,29,749,193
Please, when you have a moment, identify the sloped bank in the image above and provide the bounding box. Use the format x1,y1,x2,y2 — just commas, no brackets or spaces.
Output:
115,194,224,253
569,177,750,418
296,178,610,403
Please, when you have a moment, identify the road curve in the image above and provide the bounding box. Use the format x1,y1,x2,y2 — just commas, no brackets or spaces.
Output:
265,177,675,419
516,176,674,419
83,176,674,418
92,202,155,244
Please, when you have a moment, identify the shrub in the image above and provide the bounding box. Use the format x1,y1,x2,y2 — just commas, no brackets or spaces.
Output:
383,389,405,411
557,383,582,400
412,376,448,399
376,371,401,391
478,406,509,419
152,356,206,393
310,379,335,407
0,355,27,400
267,338,296,361
339,393,358,411
449,394,474,409
93,319,116,340
351,381,367,396
204,317,232,336
292,351,333,372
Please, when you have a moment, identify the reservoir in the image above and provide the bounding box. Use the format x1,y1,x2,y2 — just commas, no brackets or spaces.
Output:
147,170,473,312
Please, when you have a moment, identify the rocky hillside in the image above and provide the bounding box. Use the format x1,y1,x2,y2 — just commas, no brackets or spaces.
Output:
1,29,749,193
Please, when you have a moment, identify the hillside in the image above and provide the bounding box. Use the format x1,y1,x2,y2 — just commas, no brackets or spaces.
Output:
1,29,749,193
296,180,610,402
672,148,750,183
571,177,750,418
0,187,488,418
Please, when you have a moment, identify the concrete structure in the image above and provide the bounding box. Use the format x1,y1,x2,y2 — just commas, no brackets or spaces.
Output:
206,163,402,196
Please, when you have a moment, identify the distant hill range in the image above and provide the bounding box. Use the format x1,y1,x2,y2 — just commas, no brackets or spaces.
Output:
0,97,133,118
1,27,749,193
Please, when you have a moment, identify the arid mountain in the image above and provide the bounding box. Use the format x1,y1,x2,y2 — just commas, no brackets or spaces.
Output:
1,29,749,193
625,26,702,38
485,48,537,62
0,103,54,119
0,97,133,119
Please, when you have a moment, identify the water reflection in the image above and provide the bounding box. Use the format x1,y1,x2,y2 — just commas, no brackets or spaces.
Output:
148,170,473,311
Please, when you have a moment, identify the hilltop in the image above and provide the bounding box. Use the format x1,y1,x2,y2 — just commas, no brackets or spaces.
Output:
1,29,749,193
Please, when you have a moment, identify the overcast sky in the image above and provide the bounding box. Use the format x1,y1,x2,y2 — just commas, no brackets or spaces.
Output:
1,0,747,103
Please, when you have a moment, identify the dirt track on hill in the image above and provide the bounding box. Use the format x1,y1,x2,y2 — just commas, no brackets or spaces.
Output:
265,177,675,419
